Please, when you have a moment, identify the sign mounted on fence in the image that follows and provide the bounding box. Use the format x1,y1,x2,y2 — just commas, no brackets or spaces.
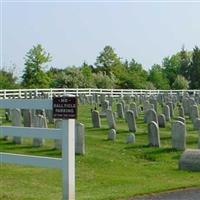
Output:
53,96,77,119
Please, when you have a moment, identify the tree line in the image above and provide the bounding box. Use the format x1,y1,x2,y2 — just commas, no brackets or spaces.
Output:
1,44,200,90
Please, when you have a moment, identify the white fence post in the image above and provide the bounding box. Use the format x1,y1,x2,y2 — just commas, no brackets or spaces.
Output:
62,119,75,200
4,89,6,99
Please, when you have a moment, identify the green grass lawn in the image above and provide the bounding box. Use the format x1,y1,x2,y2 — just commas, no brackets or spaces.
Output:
1,104,200,200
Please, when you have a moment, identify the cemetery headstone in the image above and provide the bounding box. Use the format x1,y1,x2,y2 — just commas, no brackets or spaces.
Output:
179,149,200,171
106,109,116,129
177,116,185,124
146,109,158,124
194,118,200,131
158,114,166,128
163,104,171,121
32,115,47,147
167,102,174,118
22,109,32,127
191,105,199,123
11,108,22,144
117,103,124,118
172,121,186,150
75,122,85,155
91,110,101,128
178,105,185,118
126,133,135,144
148,121,160,147
126,110,137,132
108,129,116,141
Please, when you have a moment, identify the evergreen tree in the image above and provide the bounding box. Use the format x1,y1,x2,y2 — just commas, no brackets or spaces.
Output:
190,46,200,89
179,46,191,80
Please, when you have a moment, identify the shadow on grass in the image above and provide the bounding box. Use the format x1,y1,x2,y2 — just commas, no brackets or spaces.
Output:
125,145,179,155
0,143,34,150
186,139,198,145
172,154,181,160
124,144,150,149
86,127,108,132
28,148,61,157
160,136,171,140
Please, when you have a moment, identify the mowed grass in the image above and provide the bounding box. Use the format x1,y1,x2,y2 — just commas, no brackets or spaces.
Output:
1,103,200,200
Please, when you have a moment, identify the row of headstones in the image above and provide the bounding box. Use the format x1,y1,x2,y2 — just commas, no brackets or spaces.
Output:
139,99,199,150
78,92,200,106
92,108,189,150
92,108,137,133
107,129,135,144
2,108,85,155
147,120,188,150
93,99,175,132
143,98,200,150
92,98,179,134
102,95,200,132
91,96,200,150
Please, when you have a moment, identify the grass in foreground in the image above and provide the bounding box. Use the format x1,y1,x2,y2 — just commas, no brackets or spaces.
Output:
0,104,200,200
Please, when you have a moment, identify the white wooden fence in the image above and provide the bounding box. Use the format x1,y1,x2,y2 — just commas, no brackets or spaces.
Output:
0,99,75,200
0,88,199,99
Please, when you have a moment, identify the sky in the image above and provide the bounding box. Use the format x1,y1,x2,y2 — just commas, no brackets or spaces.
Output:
1,1,200,77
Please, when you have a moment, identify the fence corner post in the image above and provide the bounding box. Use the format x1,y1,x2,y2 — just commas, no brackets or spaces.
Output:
62,119,75,200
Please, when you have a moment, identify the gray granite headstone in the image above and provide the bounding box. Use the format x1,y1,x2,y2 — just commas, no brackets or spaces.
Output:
191,105,199,123
148,121,160,147
172,121,186,150
32,115,47,147
146,109,158,124
46,109,53,123
178,105,185,118
177,116,185,124
179,149,200,171
22,109,32,127
126,110,137,132
75,122,85,155
11,108,22,144
108,129,116,141
158,114,166,128
117,103,124,118
91,110,101,128
163,105,171,121
167,102,174,118
106,109,116,129
130,102,138,118
126,133,135,144
194,118,200,131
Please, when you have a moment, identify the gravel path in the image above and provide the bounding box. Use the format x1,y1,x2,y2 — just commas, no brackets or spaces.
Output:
130,188,200,200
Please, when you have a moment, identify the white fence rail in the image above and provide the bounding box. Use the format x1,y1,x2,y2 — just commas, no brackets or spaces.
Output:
0,88,200,99
0,99,75,200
